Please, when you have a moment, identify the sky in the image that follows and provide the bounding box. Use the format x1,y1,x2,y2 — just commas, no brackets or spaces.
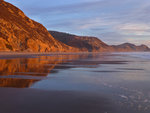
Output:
5,0,150,46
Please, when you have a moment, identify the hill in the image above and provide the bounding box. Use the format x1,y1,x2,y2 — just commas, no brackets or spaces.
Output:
49,31,110,52
49,31,150,52
0,0,77,52
111,43,150,52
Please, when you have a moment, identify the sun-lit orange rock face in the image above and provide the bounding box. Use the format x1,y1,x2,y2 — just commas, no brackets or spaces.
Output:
0,54,92,88
0,1,78,52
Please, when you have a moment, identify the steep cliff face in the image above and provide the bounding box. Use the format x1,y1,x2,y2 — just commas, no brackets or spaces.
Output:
49,31,150,52
0,0,77,52
49,31,110,52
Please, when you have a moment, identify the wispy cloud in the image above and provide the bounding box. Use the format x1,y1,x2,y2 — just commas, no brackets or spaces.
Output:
115,23,150,35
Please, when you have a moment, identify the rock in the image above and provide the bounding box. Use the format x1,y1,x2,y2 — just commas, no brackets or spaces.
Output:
0,0,77,52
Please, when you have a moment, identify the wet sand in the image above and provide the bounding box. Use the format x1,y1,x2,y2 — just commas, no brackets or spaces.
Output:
0,53,120,113
0,52,150,113
0,88,120,113
0,52,93,59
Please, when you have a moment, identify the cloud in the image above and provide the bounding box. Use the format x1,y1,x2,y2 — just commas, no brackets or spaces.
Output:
23,0,106,15
77,18,119,30
117,24,150,31
22,0,134,16
115,23,150,36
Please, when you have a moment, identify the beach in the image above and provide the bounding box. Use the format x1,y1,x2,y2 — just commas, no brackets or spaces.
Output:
0,88,119,113
0,52,150,113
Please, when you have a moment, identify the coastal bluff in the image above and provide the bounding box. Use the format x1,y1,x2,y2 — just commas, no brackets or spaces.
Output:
0,0,77,52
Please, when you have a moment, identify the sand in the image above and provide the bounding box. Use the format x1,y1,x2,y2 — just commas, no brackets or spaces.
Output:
0,88,120,113
0,52,149,113
0,52,94,59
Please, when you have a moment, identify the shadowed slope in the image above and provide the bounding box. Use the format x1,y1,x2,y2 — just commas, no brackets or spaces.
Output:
49,31,150,52
49,31,109,52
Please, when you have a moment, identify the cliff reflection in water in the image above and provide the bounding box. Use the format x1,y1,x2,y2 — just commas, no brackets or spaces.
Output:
0,54,98,88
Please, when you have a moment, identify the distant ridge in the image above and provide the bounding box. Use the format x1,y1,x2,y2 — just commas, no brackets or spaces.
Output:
49,31,150,52
111,43,150,52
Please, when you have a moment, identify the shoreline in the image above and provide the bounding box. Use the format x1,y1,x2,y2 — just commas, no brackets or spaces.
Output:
0,52,96,59
0,51,148,59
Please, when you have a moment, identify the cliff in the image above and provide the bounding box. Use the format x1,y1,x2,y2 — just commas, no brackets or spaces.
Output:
49,31,150,52
49,31,110,52
0,0,77,52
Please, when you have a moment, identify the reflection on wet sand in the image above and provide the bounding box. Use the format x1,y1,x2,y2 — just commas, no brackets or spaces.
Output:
0,78,38,88
0,53,128,88
0,54,107,88
0,55,75,87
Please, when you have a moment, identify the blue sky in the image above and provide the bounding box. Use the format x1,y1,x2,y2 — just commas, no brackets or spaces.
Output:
5,0,150,46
